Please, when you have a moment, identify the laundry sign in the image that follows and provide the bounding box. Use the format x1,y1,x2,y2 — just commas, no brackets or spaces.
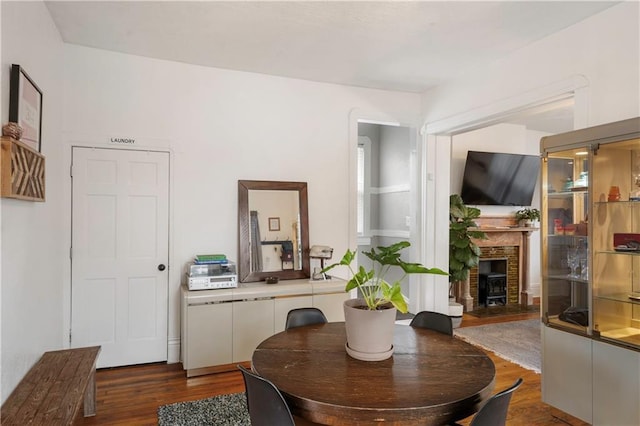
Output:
109,137,136,145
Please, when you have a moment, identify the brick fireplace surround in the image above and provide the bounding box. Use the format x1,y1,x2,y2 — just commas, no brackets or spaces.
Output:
454,216,537,312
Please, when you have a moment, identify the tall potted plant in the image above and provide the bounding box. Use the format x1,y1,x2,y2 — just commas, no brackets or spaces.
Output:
321,241,447,361
449,194,487,318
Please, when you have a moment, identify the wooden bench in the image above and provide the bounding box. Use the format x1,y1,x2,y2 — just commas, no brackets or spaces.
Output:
1,346,101,426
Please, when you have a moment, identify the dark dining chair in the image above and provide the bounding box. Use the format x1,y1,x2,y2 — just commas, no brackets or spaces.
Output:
285,307,328,330
409,310,453,336
238,364,295,426
468,378,523,426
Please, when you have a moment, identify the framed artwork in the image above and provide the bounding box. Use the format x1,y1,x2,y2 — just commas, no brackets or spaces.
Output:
268,217,280,231
9,64,43,152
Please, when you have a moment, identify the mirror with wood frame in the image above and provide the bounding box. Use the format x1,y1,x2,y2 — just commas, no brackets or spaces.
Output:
238,180,310,282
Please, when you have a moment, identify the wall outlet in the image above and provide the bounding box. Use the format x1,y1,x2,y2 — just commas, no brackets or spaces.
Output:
405,216,411,227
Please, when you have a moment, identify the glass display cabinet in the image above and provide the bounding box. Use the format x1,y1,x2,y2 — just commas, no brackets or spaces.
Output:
540,118,640,425
541,117,640,349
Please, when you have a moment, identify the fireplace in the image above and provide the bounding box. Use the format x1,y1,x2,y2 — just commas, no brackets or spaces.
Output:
456,216,537,311
470,247,519,309
478,259,507,307
479,273,507,306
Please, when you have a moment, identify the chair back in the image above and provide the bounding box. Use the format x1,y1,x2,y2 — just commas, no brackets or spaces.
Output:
285,307,328,330
409,311,453,336
470,378,523,426
238,365,295,426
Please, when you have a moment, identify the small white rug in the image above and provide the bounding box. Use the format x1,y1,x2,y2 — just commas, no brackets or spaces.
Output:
454,319,541,373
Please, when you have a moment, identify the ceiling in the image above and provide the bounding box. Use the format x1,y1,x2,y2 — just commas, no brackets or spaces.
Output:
44,1,616,132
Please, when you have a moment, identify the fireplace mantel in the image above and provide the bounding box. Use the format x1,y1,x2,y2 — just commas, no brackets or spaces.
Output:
457,216,537,311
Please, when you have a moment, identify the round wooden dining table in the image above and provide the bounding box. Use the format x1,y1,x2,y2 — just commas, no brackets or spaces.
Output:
252,322,496,426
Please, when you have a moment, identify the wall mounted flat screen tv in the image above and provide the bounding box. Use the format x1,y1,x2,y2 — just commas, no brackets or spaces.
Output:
460,151,540,206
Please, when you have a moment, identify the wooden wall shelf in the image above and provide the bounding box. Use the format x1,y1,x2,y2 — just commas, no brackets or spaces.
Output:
1,136,45,201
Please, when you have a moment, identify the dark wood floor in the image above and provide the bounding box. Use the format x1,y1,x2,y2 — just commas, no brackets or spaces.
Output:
76,310,590,426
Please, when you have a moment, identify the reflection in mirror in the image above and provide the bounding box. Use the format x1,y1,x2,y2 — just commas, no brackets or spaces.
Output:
238,180,309,282
249,190,301,272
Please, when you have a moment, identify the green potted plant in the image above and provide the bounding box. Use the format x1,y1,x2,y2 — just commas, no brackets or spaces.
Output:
515,207,541,227
321,241,447,361
449,194,487,318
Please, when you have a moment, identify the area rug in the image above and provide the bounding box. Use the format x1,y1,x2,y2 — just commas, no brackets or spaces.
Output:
467,304,540,318
157,392,249,426
454,318,541,373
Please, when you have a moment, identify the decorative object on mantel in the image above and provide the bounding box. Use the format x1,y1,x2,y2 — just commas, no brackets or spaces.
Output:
0,136,45,201
321,241,447,361
9,64,43,152
514,208,541,227
2,122,23,140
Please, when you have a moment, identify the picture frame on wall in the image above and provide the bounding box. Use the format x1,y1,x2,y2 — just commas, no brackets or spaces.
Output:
269,217,280,231
9,64,43,152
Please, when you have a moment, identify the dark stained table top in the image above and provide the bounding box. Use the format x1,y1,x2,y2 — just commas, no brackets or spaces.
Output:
252,322,496,425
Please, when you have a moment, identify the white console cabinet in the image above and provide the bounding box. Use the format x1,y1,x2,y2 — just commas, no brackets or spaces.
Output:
313,292,350,322
181,278,348,376
232,298,275,362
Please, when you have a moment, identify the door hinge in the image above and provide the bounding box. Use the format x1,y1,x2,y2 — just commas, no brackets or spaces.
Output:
70,246,72,259
70,164,73,177
69,330,72,344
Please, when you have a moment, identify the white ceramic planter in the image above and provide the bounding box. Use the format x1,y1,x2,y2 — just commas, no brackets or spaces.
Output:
343,298,396,361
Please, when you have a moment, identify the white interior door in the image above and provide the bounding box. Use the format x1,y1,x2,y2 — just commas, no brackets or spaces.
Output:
71,147,169,368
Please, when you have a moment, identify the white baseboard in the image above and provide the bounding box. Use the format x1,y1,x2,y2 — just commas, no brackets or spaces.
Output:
168,337,181,364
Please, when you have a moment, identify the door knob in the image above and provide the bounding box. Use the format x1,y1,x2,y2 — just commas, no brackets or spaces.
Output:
158,264,166,271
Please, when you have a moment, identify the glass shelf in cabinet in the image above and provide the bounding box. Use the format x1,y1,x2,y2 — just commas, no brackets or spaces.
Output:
596,249,640,256
545,316,589,334
594,292,640,304
596,329,640,349
594,200,640,206
547,234,588,240
545,274,589,284
548,190,587,197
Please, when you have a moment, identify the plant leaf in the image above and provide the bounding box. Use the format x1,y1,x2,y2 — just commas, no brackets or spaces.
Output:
382,282,408,313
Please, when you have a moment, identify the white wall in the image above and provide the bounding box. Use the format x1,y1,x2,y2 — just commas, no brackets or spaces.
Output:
422,2,640,127
1,1,66,401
